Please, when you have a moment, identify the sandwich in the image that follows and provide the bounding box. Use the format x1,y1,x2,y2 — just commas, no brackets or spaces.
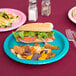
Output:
13,23,55,43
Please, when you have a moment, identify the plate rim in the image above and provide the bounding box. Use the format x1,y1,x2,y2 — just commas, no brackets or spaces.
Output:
3,29,69,65
0,8,26,32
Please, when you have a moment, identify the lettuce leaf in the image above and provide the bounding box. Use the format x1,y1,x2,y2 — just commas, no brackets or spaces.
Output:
48,31,54,38
24,31,36,37
13,31,54,40
18,31,24,39
12,32,19,39
38,32,48,40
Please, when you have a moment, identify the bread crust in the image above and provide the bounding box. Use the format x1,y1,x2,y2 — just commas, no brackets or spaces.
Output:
17,23,53,32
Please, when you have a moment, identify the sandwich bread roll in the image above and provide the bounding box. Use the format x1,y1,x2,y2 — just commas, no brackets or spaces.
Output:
13,23,54,43
17,23,53,32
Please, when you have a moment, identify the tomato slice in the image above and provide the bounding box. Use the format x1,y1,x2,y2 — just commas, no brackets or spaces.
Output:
23,36,37,42
7,18,9,20
48,37,55,40
45,37,55,41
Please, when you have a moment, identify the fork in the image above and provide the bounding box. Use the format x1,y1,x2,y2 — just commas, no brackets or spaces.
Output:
65,29,75,41
65,29,76,47
72,31,76,47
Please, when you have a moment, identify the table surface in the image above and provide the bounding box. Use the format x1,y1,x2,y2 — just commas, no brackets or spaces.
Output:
0,0,76,76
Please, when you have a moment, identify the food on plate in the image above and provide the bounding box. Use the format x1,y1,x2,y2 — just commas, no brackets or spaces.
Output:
13,23,54,43
46,52,55,59
10,43,59,60
72,8,76,20
44,43,59,50
13,45,25,54
0,10,19,28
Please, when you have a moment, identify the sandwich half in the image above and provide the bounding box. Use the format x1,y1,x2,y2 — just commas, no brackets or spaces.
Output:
13,23,55,43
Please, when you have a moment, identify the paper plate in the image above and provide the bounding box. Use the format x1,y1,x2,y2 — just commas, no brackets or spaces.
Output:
0,8,26,32
68,6,76,24
3,29,69,65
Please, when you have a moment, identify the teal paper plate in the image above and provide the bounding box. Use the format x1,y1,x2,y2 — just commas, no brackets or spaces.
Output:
3,29,69,65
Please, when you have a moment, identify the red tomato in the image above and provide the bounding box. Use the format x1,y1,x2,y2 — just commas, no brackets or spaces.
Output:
23,37,37,42
7,18,9,20
45,37,55,41
48,37,55,40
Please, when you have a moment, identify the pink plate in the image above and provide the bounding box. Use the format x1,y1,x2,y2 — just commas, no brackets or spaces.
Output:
0,8,26,32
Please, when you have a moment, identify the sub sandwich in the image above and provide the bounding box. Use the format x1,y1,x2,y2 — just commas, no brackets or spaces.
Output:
13,23,55,43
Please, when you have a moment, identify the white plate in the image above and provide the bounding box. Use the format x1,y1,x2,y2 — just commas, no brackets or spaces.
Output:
68,6,76,24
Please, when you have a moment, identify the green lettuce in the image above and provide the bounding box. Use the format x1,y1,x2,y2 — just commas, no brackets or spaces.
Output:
12,32,19,39
18,31,24,39
24,31,36,37
13,31,54,40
